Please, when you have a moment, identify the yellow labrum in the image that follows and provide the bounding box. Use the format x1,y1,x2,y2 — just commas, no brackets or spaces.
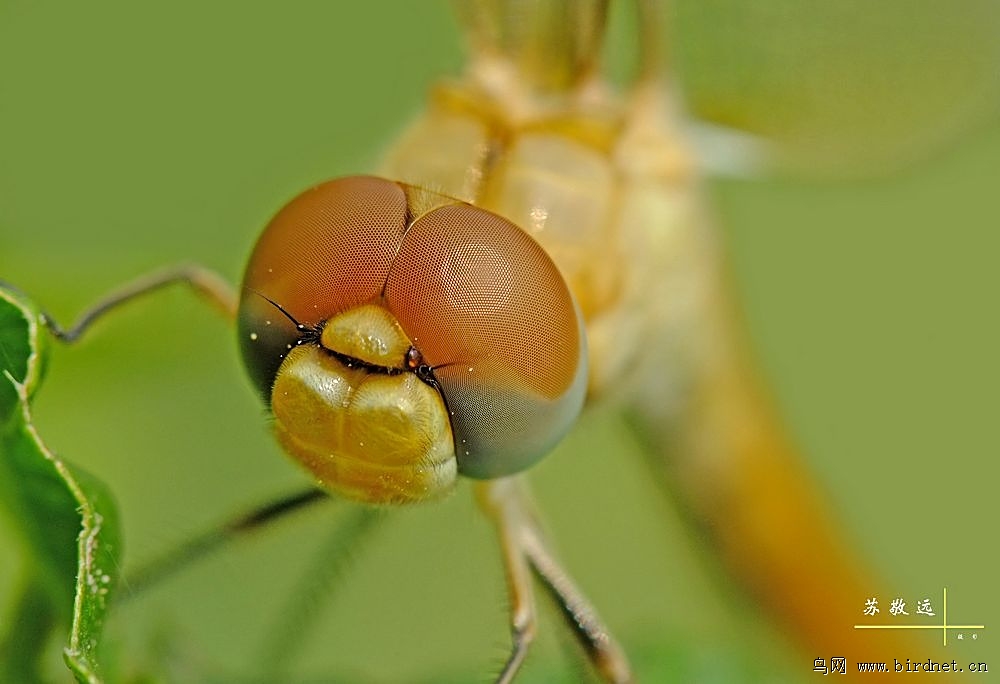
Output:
271,313,456,505
320,303,413,369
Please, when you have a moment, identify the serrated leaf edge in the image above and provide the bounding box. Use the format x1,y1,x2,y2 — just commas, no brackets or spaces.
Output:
1,288,109,684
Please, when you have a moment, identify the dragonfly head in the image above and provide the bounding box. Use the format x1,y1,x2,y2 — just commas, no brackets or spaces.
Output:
237,176,587,505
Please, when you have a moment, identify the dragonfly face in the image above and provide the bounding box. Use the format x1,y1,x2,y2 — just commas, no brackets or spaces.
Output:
237,176,587,503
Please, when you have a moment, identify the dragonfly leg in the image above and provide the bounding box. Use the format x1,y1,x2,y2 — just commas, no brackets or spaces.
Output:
43,263,236,342
257,505,385,678
122,487,330,598
477,478,538,684
476,477,632,684
522,526,633,683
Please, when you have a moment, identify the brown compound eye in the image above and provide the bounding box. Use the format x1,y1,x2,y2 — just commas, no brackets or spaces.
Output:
237,176,409,395
237,176,586,504
383,202,587,479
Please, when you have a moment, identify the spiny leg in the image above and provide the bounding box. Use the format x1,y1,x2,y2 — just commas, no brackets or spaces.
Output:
123,487,330,598
476,477,632,684
477,478,538,684
42,263,237,342
522,524,632,683
257,506,385,679
122,490,383,678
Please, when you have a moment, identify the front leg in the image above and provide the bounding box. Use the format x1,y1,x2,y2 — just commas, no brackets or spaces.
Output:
476,477,632,684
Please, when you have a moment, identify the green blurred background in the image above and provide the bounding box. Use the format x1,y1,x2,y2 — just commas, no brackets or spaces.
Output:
1,1,997,681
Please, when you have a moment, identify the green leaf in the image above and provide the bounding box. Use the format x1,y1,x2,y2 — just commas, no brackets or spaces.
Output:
0,284,122,683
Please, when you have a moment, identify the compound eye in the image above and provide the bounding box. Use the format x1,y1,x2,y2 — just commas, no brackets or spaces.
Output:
384,203,587,479
237,176,407,396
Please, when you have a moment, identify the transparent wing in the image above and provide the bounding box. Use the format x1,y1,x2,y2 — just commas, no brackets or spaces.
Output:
669,0,1000,174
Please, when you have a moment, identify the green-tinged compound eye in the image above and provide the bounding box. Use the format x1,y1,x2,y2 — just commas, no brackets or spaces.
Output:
237,176,587,505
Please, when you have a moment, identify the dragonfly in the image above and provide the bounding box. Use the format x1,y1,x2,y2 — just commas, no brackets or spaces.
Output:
1,1,995,681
